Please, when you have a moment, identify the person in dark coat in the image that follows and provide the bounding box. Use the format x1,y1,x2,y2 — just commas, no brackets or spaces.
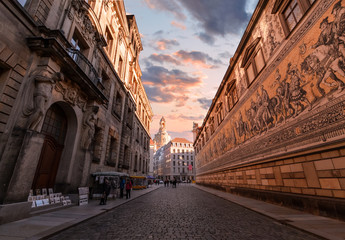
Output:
119,178,125,198
100,177,111,205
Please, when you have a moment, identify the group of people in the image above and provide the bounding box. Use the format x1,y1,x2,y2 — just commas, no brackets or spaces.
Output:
153,178,188,188
99,177,133,205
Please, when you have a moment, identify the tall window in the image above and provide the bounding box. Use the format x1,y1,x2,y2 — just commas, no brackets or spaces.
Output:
101,71,110,99
277,0,315,36
112,92,122,117
105,134,117,167
283,0,303,32
41,104,67,145
105,27,113,56
226,81,238,111
209,117,215,135
245,49,265,85
70,30,88,62
118,56,123,78
216,103,223,125
92,127,103,163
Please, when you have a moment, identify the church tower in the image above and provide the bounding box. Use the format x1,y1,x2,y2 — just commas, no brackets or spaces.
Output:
154,117,171,149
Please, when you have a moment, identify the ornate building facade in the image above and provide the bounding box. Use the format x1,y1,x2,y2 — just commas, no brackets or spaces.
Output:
153,138,195,181
194,0,345,220
0,0,152,211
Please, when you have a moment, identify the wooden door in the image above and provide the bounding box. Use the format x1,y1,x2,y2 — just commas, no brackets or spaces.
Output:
32,104,67,190
32,136,63,189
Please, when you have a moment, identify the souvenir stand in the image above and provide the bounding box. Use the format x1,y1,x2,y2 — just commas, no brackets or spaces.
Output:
130,176,147,190
91,172,129,199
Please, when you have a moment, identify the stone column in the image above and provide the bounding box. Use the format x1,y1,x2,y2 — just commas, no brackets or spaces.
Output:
4,130,45,203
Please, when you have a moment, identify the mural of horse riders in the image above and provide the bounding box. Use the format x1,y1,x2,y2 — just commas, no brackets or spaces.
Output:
199,1,345,166
301,2,345,97
230,1,345,147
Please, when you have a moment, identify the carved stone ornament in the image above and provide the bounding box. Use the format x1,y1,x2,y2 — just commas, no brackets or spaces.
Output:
81,105,99,150
70,0,95,43
22,69,64,131
55,79,87,111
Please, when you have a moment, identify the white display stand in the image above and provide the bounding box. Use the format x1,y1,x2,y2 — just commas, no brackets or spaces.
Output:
78,187,89,206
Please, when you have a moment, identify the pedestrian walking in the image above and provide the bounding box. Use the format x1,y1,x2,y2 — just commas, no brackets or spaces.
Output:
119,178,125,198
125,179,132,199
99,177,111,205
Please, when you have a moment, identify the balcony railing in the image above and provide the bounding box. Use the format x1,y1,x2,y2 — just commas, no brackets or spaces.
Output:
67,48,100,86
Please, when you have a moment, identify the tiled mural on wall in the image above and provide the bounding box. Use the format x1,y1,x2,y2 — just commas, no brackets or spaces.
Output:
197,0,345,169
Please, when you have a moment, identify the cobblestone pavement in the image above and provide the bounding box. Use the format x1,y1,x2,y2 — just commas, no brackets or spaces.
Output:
48,185,322,240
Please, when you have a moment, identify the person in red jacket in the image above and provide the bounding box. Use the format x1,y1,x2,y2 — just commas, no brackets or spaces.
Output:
125,179,132,199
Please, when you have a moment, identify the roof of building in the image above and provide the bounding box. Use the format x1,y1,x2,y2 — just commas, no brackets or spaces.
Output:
171,138,192,144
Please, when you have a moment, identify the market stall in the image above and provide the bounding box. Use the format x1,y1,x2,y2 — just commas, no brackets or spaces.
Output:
91,172,129,199
130,176,147,190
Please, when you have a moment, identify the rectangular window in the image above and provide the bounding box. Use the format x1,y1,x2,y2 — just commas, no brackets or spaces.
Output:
105,27,113,56
246,63,255,84
254,50,265,73
112,92,123,117
279,0,314,36
70,30,89,64
283,0,302,31
245,48,265,85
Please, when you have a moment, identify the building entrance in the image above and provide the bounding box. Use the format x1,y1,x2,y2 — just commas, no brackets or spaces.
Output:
32,104,67,190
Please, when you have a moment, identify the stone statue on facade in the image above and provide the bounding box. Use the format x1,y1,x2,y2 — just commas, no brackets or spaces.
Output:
23,70,63,131
81,105,99,150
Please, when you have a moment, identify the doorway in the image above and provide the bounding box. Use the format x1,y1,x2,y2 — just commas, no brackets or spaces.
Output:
32,104,67,190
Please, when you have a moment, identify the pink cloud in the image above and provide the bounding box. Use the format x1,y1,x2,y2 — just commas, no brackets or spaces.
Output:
142,66,203,107
171,21,186,30
155,39,179,50
173,50,222,69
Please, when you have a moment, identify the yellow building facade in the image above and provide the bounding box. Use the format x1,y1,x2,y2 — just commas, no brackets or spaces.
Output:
194,0,345,220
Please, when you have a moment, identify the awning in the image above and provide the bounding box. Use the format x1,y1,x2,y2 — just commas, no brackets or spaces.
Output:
91,172,129,177
146,175,155,179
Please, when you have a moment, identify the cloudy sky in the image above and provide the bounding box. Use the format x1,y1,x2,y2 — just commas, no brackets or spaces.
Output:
125,0,259,141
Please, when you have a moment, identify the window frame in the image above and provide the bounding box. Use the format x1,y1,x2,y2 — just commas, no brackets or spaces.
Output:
105,27,114,57
244,48,266,87
278,0,314,37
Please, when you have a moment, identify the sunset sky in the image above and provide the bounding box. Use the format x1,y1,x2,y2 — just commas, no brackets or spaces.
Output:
125,0,259,142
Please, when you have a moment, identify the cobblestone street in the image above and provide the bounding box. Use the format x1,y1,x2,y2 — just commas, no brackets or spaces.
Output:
48,185,322,240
